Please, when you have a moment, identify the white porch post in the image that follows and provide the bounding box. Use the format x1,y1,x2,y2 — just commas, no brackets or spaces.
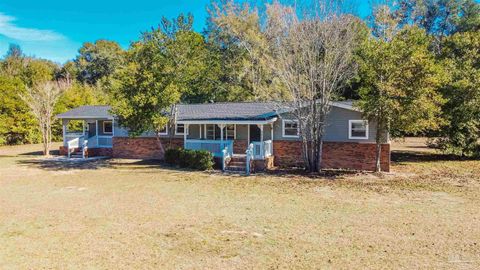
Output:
62,120,67,146
270,122,274,155
259,124,264,142
219,124,225,142
82,121,85,136
204,124,207,139
96,120,99,147
184,124,189,147
247,124,250,145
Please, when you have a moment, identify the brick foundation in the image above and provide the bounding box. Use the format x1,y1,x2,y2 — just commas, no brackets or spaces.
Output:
59,146,113,157
273,141,390,172
112,137,183,160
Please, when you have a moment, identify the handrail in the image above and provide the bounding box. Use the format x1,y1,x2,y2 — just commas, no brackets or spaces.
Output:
67,135,84,158
245,143,254,175
82,139,88,159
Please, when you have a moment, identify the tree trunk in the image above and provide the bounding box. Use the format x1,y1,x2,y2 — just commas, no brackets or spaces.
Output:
375,124,382,172
155,133,165,160
375,143,382,172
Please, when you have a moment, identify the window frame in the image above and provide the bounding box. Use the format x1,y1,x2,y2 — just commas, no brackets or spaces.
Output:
282,119,300,138
103,121,113,134
225,124,236,140
158,124,168,136
175,123,188,136
348,120,369,140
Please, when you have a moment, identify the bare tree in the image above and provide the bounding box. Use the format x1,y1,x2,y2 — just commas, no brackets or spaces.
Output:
20,80,70,156
213,0,358,172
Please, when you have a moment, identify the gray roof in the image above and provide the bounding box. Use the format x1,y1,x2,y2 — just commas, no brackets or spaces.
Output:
57,101,357,120
176,102,279,121
56,105,113,119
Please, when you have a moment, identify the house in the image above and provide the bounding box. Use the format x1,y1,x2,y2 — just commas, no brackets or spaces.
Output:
56,102,390,172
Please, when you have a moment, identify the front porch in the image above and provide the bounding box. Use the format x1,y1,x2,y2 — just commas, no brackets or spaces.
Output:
179,121,276,172
61,118,114,158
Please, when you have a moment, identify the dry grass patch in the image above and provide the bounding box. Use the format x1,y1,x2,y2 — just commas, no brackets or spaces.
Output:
0,142,479,269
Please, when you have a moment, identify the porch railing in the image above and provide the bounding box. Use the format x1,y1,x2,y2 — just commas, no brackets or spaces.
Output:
185,139,234,158
64,133,112,148
251,140,273,160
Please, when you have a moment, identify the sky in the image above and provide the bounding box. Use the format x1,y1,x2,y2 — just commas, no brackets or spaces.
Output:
0,0,370,64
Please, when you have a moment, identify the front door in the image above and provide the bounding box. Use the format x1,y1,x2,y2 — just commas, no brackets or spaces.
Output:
249,125,261,142
88,122,96,138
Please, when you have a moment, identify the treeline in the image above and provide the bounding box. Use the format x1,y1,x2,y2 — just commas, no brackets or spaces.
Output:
0,0,479,159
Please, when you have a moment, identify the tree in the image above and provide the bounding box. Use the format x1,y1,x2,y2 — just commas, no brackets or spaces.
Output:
213,1,358,172
211,1,284,101
19,80,70,156
356,5,445,172
0,75,39,145
75,40,125,85
395,0,480,42
433,31,480,156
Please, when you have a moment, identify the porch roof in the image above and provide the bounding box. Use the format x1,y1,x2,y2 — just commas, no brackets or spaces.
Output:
176,102,279,121
57,105,113,119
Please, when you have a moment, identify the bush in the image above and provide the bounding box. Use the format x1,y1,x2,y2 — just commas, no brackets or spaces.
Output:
164,148,214,171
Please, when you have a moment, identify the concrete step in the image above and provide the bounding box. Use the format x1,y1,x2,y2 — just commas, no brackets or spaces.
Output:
230,156,247,162
70,154,84,158
225,165,246,172
229,161,246,166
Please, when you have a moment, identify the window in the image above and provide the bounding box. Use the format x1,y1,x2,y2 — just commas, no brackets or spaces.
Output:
226,124,235,140
349,120,368,139
103,121,113,134
282,120,299,138
159,124,168,135
175,124,187,135
206,124,215,140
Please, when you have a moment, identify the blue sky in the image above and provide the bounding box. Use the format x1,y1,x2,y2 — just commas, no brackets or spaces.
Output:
0,0,370,64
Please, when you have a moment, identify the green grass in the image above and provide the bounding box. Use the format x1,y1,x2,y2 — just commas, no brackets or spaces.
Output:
0,142,479,269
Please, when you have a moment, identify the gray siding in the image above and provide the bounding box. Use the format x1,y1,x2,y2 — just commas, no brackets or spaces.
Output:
273,107,377,143
113,106,377,143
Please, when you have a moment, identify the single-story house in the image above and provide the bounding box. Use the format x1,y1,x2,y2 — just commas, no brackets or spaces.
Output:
56,101,390,172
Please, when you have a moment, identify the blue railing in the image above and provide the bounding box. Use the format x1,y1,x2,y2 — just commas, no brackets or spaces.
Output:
184,139,234,158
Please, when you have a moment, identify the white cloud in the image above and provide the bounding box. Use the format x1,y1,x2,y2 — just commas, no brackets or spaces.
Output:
0,13,65,41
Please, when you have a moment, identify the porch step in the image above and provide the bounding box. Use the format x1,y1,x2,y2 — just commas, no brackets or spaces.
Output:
225,154,247,172
225,165,246,172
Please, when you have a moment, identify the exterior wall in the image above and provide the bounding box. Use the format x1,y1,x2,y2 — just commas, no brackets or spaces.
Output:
273,140,390,172
274,107,378,143
112,137,183,160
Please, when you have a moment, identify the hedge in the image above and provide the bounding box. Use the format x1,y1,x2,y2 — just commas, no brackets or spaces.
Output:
164,148,214,171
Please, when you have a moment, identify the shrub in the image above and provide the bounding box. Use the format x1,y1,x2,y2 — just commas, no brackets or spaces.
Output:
164,148,214,171
164,148,182,166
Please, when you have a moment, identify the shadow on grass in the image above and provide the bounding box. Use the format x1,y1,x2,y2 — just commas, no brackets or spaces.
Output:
17,150,60,156
392,150,477,164
17,157,112,171
262,168,359,180
17,157,203,173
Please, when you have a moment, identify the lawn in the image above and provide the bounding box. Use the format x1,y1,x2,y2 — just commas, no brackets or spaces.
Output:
0,140,479,269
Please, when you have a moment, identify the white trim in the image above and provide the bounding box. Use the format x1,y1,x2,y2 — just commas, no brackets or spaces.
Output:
225,124,236,140
175,123,188,135
348,120,369,140
159,124,168,136
177,118,277,125
103,120,113,134
282,119,299,138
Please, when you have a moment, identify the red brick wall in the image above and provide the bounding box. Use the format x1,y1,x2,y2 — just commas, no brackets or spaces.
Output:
112,137,183,160
273,140,390,172
233,140,248,154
